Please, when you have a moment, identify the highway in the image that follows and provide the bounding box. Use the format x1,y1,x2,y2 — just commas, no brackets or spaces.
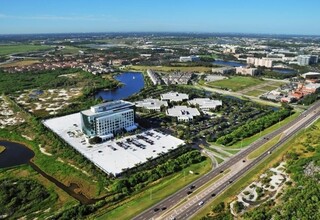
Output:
133,100,320,220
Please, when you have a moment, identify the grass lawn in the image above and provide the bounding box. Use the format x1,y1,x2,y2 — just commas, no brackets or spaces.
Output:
260,85,281,91
247,134,282,159
206,76,265,92
0,59,40,67
0,145,6,154
192,119,320,220
95,159,212,220
228,111,301,149
243,90,266,97
0,44,52,56
127,65,212,73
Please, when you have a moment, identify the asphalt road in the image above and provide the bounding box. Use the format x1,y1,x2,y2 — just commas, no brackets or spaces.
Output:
133,101,320,220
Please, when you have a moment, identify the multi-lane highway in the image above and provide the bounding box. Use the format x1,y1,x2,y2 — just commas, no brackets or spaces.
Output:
133,101,320,220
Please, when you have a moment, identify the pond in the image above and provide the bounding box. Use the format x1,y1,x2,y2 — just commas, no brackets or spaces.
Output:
212,60,246,67
0,140,34,168
95,72,145,101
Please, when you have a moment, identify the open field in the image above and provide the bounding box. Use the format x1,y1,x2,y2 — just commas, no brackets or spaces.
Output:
0,59,40,67
206,76,265,92
193,118,320,220
0,44,52,56
127,65,213,73
0,95,25,128
96,159,212,220
243,89,267,97
13,88,82,117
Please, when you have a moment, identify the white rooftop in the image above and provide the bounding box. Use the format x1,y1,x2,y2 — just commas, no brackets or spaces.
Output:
135,98,168,110
160,92,189,102
188,98,222,110
43,113,184,175
166,106,200,120
301,72,320,78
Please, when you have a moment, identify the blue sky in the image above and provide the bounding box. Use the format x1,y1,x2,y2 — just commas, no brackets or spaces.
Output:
1,0,320,35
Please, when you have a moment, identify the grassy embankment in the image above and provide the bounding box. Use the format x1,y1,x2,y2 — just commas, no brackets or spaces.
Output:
0,145,6,154
0,44,52,56
193,118,320,219
0,59,40,67
0,165,78,219
95,159,212,220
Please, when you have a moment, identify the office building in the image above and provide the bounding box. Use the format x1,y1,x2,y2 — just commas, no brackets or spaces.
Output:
247,57,273,68
235,66,258,76
161,92,189,102
188,98,222,111
80,100,136,138
166,106,200,122
179,55,200,62
135,98,168,111
297,55,319,66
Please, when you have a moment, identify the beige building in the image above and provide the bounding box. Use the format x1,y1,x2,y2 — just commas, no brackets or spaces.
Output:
235,66,258,76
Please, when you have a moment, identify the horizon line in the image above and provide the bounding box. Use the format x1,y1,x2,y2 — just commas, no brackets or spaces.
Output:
1,31,320,37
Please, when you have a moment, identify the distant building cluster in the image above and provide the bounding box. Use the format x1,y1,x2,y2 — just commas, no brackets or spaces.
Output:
147,69,162,85
179,55,200,62
297,55,319,66
235,66,258,76
161,72,194,85
246,57,273,68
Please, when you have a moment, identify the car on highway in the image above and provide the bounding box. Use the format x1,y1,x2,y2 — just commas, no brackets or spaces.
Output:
219,170,224,173
187,191,193,195
242,159,246,162
198,201,204,206
189,185,196,190
211,193,216,197
153,208,159,212
229,180,233,184
162,207,167,211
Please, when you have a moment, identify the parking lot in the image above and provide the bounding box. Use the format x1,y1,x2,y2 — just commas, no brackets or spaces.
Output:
43,113,185,175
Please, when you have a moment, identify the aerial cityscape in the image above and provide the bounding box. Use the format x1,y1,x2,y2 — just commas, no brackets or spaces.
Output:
1,1,320,220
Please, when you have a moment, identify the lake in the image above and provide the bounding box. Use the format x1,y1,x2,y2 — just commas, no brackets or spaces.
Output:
0,140,34,168
272,68,296,74
95,72,145,101
212,60,246,67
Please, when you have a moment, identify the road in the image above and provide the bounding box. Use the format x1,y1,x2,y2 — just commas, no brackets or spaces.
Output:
133,100,320,220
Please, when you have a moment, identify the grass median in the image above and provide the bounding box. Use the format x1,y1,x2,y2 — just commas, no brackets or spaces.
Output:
192,119,318,220
96,159,212,220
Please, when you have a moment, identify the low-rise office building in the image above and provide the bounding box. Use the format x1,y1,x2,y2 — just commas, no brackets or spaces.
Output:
80,100,136,139
161,92,189,102
135,98,168,111
235,66,258,76
166,106,200,122
188,98,222,111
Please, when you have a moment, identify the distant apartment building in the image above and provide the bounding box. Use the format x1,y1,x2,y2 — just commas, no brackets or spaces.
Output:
247,57,273,68
80,101,136,139
235,66,258,76
297,55,319,66
179,55,200,62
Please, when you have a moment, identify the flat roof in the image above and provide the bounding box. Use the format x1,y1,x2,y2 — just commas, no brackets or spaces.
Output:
160,92,189,102
135,98,168,109
43,113,184,175
188,98,222,109
167,105,200,119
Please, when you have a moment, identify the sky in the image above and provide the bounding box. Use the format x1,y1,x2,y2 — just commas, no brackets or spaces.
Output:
1,0,320,35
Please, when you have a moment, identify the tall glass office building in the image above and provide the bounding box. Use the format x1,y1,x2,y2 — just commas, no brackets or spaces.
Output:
80,100,136,138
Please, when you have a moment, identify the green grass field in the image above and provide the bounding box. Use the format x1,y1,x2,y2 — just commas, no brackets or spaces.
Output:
206,76,265,92
193,119,320,220
127,65,212,73
243,90,266,97
96,159,212,220
0,44,52,56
